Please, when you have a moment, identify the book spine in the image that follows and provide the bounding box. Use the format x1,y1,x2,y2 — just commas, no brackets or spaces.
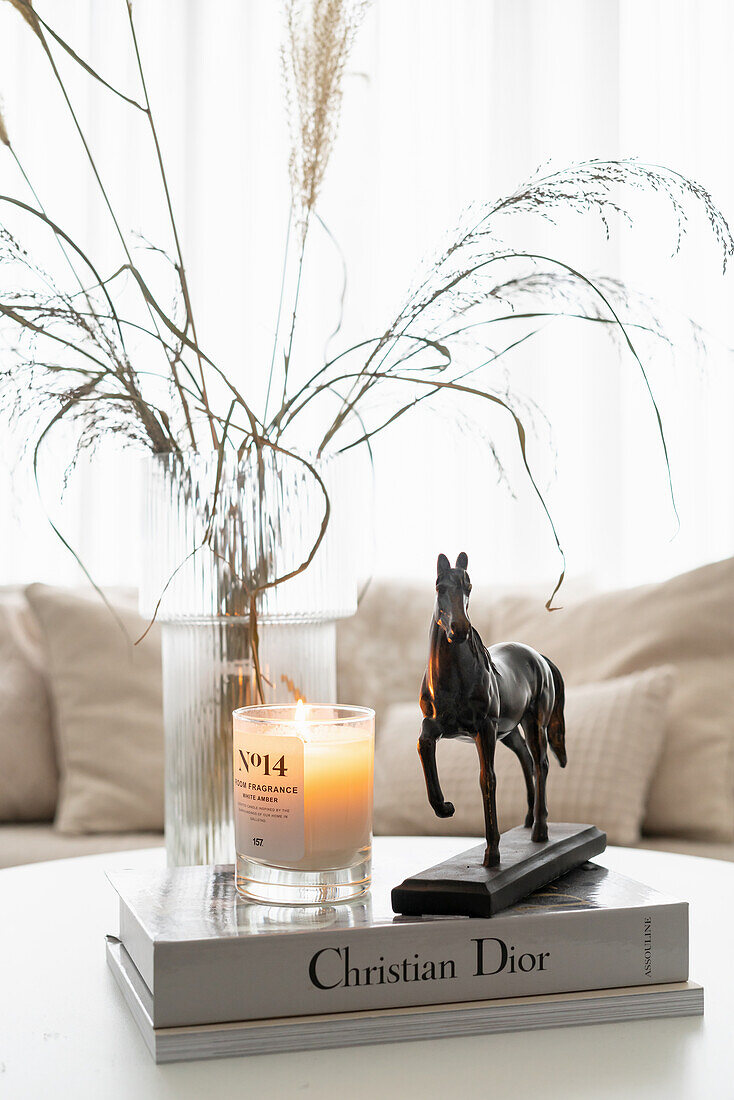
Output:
139,901,689,1027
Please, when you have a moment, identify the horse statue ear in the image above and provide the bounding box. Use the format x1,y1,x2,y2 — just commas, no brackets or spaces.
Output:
437,553,451,575
456,551,468,570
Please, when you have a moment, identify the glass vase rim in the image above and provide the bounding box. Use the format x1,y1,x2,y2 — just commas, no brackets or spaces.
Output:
233,703,374,727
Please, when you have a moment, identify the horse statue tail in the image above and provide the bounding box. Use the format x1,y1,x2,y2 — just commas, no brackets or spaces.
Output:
543,655,567,768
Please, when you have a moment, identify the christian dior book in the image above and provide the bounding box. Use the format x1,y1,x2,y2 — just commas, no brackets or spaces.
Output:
107,857,688,1029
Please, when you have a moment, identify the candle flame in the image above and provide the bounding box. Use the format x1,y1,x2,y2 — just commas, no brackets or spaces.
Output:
294,697,311,740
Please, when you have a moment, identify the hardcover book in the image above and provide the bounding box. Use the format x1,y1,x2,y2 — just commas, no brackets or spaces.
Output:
107,854,689,1029
106,939,703,1064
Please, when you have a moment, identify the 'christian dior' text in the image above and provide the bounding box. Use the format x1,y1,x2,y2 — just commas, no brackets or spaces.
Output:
308,939,551,989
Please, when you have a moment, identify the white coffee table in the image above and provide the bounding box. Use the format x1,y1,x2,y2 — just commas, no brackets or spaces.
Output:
0,837,731,1099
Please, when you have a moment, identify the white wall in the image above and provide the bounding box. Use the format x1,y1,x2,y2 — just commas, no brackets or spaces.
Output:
0,0,732,596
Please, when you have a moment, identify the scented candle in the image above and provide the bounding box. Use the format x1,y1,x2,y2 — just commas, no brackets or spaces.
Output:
233,702,374,904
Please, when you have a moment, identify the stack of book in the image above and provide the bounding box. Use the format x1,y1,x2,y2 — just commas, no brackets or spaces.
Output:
106,851,702,1063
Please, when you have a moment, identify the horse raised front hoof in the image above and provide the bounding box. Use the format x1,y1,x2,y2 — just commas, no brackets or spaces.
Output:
434,800,455,818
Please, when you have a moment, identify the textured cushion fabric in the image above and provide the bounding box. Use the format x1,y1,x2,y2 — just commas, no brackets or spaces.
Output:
487,557,734,842
0,594,57,821
25,585,164,835
373,667,674,846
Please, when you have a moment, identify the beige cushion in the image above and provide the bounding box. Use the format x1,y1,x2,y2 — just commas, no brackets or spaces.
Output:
0,595,57,821
374,667,674,846
25,585,164,835
487,557,734,842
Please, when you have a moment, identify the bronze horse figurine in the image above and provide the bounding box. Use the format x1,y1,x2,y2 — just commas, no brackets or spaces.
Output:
419,552,567,868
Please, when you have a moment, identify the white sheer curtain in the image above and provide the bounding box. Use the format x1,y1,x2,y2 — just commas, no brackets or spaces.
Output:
0,0,732,593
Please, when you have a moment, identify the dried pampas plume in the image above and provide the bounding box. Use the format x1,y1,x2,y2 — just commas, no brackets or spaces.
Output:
0,101,9,148
6,0,42,36
282,0,370,237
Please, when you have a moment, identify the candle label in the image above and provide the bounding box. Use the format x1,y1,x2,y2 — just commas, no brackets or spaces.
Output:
233,731,305,862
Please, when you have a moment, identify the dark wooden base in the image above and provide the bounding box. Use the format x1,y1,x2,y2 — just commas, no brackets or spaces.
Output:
391,823,607,918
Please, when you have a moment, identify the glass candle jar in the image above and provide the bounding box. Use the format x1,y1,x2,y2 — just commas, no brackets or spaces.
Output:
233,703,374,905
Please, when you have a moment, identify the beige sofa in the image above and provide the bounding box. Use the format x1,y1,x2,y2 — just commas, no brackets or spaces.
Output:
337,559,734,862
2,558,734,867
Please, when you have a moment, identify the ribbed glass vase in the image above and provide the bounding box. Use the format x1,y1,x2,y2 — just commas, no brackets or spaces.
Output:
141,449,366,866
